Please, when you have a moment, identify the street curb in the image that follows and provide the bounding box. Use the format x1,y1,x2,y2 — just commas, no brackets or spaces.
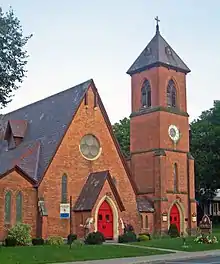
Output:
134,250,220,263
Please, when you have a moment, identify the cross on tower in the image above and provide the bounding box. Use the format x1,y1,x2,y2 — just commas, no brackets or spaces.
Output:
155,16,160,25
155,16,160,33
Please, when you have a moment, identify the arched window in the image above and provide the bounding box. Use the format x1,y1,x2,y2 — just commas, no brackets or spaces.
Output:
167,80,177,107
140,214,144,228
145,215,148,229
16,191,22,223
5,191,11,224
174,163,178,193
61,174,68,203
141,80,151,108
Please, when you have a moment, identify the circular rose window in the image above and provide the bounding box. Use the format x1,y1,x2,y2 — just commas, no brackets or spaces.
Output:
79,134,101,160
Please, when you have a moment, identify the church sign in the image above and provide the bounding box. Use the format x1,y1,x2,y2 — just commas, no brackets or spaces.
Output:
199,214,212,234
60,203,70,219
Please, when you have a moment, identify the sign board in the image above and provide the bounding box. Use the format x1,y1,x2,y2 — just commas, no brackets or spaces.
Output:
60,203,70,219
199,214,212,234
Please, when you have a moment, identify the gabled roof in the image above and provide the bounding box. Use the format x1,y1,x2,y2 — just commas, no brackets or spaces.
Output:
127,26,190,75
0,79,92,182
136,196,154,213
73,170,125,212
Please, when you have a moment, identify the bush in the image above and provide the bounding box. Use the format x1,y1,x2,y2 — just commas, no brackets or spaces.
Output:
85,231,105,245
168,224,180,238
73,239,84,247
32,237,44,246
118,231,137,243
124,224,134,233
46,236,64,245
5,237,17,247
138,234,150,242
7,223,32,246
138,232,151,241
67,233,77,245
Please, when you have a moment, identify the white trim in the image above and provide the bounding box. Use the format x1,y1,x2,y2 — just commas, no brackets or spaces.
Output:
94,195,119,240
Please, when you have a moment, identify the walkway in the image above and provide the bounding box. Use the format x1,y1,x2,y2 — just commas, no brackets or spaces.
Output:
103,242,182,253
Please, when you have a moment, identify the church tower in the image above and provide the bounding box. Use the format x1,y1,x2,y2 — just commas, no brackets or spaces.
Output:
127,18,197,234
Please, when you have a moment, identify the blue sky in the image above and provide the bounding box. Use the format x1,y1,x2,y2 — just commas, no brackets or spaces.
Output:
1,1,220,123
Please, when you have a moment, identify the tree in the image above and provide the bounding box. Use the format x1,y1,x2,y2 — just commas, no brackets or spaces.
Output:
190,100,220,203
112,117,130,158
0,7,32,108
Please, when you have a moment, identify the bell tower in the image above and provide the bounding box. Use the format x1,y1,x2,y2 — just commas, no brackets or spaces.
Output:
127,18,197,234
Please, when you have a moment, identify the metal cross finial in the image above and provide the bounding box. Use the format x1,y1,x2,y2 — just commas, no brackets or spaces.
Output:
155,16,160,25
155,16,160,33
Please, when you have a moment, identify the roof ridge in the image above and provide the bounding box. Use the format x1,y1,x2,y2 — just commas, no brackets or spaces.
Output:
3,79,93,117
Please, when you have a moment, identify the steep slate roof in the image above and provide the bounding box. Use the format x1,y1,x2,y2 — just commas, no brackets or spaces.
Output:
0,79,92,182
73,170,125,212
127,25,190,75
136,196,154,213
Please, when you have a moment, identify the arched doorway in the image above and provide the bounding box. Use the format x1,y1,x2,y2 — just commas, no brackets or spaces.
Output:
170,204,180,232
97,200,113,239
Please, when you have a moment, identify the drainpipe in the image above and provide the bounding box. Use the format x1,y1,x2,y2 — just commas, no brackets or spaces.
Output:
187,155,191,235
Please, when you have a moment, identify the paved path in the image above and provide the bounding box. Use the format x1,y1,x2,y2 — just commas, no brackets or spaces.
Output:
103,242,182,253
167,255,220,263
54,249,220,264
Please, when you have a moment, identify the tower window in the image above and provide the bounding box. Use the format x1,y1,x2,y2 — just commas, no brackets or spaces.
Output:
167,80,177,107
141,80,151,108
174,163,178,193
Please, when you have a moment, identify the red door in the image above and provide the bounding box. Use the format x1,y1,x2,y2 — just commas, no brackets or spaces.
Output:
98,200,113,239
170,204,180,232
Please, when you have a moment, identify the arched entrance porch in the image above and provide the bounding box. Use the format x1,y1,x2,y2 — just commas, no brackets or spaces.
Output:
170,204,180,232
95,196,119,240
168,201,185,234
97,200,113,239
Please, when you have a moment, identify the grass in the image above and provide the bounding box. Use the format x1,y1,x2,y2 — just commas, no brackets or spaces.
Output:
132,230,220,252
0,244,168,264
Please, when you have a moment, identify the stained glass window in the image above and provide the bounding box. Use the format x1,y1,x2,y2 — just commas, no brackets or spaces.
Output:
16,192,22,223
5,191,11,224
61,174,68,203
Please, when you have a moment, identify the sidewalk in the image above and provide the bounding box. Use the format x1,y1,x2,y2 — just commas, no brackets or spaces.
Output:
54,249,220,264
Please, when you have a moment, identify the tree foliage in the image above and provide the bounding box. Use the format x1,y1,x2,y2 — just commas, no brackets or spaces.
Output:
190,100,220,202
0,7,32,108
112,117,130,157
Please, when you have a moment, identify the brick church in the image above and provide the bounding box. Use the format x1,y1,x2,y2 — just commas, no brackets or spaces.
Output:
0,21,197,241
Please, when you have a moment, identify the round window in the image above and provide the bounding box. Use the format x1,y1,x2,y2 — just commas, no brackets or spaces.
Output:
79,134,101,160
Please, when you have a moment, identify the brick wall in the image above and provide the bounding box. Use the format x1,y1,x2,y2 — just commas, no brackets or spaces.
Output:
38,85,140,238
0,171,37,241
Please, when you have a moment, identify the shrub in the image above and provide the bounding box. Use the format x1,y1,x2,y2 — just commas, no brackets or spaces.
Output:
85,231,105,245
168,224,180,238
118,231,137,243
7,223,32,246
124,224,134,233
138,232,151,241
138,234,150,242
4,237,17,247
46,236,64,245
32,237,44,246
73,239,84,247
67,233,77,245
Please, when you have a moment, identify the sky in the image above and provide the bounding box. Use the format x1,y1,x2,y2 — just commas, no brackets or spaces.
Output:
1,1,220,124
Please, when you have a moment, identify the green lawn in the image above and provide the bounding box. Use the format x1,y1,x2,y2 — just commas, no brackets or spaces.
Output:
132,231,220,252
0,244,167,264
